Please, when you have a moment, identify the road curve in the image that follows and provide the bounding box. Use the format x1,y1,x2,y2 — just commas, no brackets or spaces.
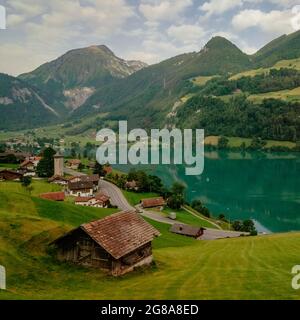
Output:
99,179,135,211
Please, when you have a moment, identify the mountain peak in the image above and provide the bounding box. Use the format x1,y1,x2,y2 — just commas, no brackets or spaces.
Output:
204,36,240,51
86,45,115,55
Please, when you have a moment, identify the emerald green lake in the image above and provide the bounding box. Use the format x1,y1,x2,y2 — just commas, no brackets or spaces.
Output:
115,151,300,233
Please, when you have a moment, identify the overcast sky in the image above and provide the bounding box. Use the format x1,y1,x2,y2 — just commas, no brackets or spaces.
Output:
0,0,299,76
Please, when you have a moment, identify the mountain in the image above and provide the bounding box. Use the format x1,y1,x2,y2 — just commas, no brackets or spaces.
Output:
19,45,147,110
252,30,300,67
72,36,253,127
0,73,63,130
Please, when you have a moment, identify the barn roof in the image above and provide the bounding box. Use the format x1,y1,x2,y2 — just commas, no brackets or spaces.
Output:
48,175,68,182
141,197,165,208
80,211,160,259
75,196,94,203
95,193,110,202
40,192,65,201
68,181,93,190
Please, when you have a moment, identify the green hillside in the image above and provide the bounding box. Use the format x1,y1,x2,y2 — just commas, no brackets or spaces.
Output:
0,73,66,130
0,180,300,300
253,31,300,67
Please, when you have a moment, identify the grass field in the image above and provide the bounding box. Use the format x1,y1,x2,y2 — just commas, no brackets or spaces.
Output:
0,180,300,299
248,87,300,103
204,135,296,150
0,163,19,169
153,207,219,229
230,58,300,80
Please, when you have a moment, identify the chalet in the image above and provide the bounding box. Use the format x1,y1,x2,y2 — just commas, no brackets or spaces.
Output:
40,192,65,202
141,197,165,209
19,160,36,176
94,193,110,208
48,175,69,186
125,180,138,191
0,170,23,181
170,224,205,239
74,193,110,208
75,196,94,206
68,181,94,197
51,210,161,276
69,174,99,191
66,159,81,170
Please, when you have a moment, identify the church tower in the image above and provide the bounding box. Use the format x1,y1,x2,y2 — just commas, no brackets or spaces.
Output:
54,152,64,176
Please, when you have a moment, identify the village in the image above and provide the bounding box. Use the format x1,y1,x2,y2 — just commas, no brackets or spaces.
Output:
0,148,252,277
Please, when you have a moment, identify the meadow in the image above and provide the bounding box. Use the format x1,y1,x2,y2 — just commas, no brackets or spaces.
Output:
0,180,300,299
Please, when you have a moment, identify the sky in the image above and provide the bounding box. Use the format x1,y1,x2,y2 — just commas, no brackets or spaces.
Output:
0,0,299,76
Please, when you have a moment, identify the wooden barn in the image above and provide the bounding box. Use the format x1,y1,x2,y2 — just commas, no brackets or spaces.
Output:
141,197,165,209
40,192,65,202
0,169,23,181
51,211,161,276
170,223,205,239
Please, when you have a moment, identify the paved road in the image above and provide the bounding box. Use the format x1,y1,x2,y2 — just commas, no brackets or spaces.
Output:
65,167,249,240
98,179,134,211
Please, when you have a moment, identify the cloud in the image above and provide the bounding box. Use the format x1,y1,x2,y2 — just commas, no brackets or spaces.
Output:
232,9,296,35
200,0,243,16
167,24,206,45
1,0,136,75
139,0,193,22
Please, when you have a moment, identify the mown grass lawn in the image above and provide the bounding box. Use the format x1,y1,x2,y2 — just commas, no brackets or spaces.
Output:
0,181,300,300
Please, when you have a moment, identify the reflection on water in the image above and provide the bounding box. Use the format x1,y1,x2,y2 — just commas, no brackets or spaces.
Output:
115,151,300,233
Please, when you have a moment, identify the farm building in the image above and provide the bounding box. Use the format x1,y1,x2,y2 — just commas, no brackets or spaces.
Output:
141,197,165,209
0,170,23,181
40,192,65,202
66,159,81,170
69,174,99,191
48,175,69,186
125,180,138,191
75,196,94,206
68,181,94,197
51,211,161,276
170,224,205,239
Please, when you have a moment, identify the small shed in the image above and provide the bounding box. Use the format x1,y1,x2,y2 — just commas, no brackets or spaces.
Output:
141,197,165,209
170,223,205,239
51,211,161,276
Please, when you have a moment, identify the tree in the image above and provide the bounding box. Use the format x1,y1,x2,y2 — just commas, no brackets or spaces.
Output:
167,182,186,209
218,136,229,149
78,163,85,172
21,176,32,187
36,147,56,178
93,162,105,176
171,182,185,197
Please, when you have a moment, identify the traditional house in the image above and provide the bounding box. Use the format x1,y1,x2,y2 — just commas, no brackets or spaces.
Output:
94,193,110,208
75,193,110,208
170,224,205,239
66,159,81,170
40,192,65,202
48,175,69,186
141,197,165,209
19,160,36,176
75,196,94,206
69,174,99,191
51,211,161,276
68,181,94,197
125,180,138,191
0,170,23,181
